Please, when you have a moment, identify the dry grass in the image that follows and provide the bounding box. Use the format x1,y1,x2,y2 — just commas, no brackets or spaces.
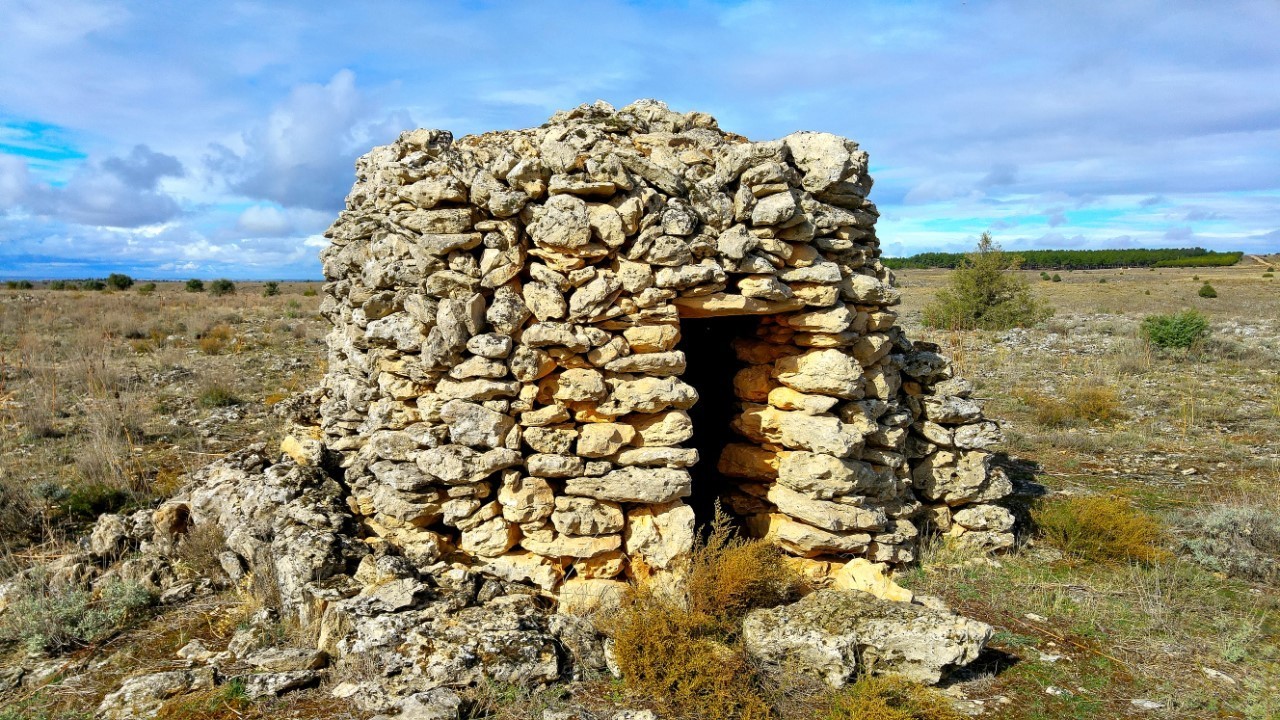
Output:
607,511,801,720
823,675,964,720
1015,383,1124,428
0,282,325,562
1033,495,1167,565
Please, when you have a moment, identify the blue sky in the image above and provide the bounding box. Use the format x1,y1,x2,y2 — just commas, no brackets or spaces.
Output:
1,0,1277,279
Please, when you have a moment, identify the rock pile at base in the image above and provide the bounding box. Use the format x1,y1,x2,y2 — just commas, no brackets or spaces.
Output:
317,99,1013,600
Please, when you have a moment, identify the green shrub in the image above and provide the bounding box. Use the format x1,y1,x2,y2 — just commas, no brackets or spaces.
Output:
1033,495,1166,565
1051,273,1061,282
1177,504,1280,584
1141,310,1209,349
1197,281,1217,298
137,282,157,295
3,280,34,289
198,384,240,408
1264,273,1274,279
185,278,205,293
302,286,318,297
48,280,69,290
81,279,106,291
263,281,280,297
1039,271,1050,281
921,233,1054,331
61,483,132,520
106,273,134,290
0,569,153,654
209,278,236,297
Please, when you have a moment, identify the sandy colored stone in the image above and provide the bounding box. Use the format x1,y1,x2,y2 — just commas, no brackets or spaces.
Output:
622,410,694,446
622,324,680,352
576,422,637,458
773,348,865,399
831,558,914,603
624,500,695,570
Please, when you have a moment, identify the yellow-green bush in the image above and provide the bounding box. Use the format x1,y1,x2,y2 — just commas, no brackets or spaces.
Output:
606,511,800,720
1017,384,1123,427
1033,494,1167,564
824,675,963,720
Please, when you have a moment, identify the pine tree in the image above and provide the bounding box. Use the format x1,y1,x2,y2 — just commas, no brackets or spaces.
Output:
922,233,1054,330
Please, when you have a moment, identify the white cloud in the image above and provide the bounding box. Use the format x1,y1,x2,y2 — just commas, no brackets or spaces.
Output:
209,70,413,210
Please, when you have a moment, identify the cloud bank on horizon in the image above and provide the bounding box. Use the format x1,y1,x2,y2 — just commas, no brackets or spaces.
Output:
1,0,1277,279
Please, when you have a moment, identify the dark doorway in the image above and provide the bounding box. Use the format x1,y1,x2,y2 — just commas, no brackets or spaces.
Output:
676,315,759,530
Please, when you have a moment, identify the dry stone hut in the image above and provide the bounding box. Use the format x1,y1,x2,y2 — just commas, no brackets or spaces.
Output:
317,100,1013,604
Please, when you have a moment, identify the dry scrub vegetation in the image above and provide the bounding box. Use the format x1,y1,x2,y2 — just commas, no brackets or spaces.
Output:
0,281,325,569
0,281,331,718
3,264,1279,720
896,263,1280,719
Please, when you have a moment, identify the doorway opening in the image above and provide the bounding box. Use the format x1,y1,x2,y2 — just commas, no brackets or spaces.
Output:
675,314,760,530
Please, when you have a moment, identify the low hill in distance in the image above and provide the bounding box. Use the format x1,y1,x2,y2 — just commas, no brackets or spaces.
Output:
885,247,1243,270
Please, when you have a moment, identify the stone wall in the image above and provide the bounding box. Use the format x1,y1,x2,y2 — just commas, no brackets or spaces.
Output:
317,100,1013,600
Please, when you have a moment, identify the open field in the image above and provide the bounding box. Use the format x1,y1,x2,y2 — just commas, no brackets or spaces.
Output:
896,264,1280,719
0,282,327,565
1,265,1278,719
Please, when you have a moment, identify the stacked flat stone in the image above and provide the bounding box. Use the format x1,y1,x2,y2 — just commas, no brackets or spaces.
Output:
317,99,1013,600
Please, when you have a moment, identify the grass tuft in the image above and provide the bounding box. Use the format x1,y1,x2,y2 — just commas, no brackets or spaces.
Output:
823,675,964,720
1033,494,1167,565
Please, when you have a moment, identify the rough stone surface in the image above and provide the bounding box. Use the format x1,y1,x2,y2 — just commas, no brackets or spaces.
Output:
314,99,1012,601
742,589,992,686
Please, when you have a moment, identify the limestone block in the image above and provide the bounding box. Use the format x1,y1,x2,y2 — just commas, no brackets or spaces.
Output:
742,589,991,686
767,386,840,415
551,496,625,536
831,559,914,603
605,376,698,414
785,304,855,333
717,443,779,481
776,451,887,499
733,404,864,457
733,365,777,402
673,293,805,318
440,400,514,450
767,484,887,533
625,500,695,570
749,513,871,557
773,348,865,399
558,578,629,617
574,550,626,579
553,368,608,403
528,194,592,249
612,446,699,468
459,516,520,558
526,453,586,478
564,467,691,504
523,424,577,454
576,422,637,458
522,532,622,559
622,324,680,352
524,281,568,321
604,351,687,376
953,421,1003,449
498,475,554,524
951,504,1015,533
912,450,1012,506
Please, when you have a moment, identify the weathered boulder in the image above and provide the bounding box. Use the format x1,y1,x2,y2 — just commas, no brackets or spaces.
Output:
742,589,991,686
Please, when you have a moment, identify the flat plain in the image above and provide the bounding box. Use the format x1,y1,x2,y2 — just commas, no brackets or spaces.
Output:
0,262,1277,719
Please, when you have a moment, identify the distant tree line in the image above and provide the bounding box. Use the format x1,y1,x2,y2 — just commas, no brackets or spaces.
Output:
884,247,1243,270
